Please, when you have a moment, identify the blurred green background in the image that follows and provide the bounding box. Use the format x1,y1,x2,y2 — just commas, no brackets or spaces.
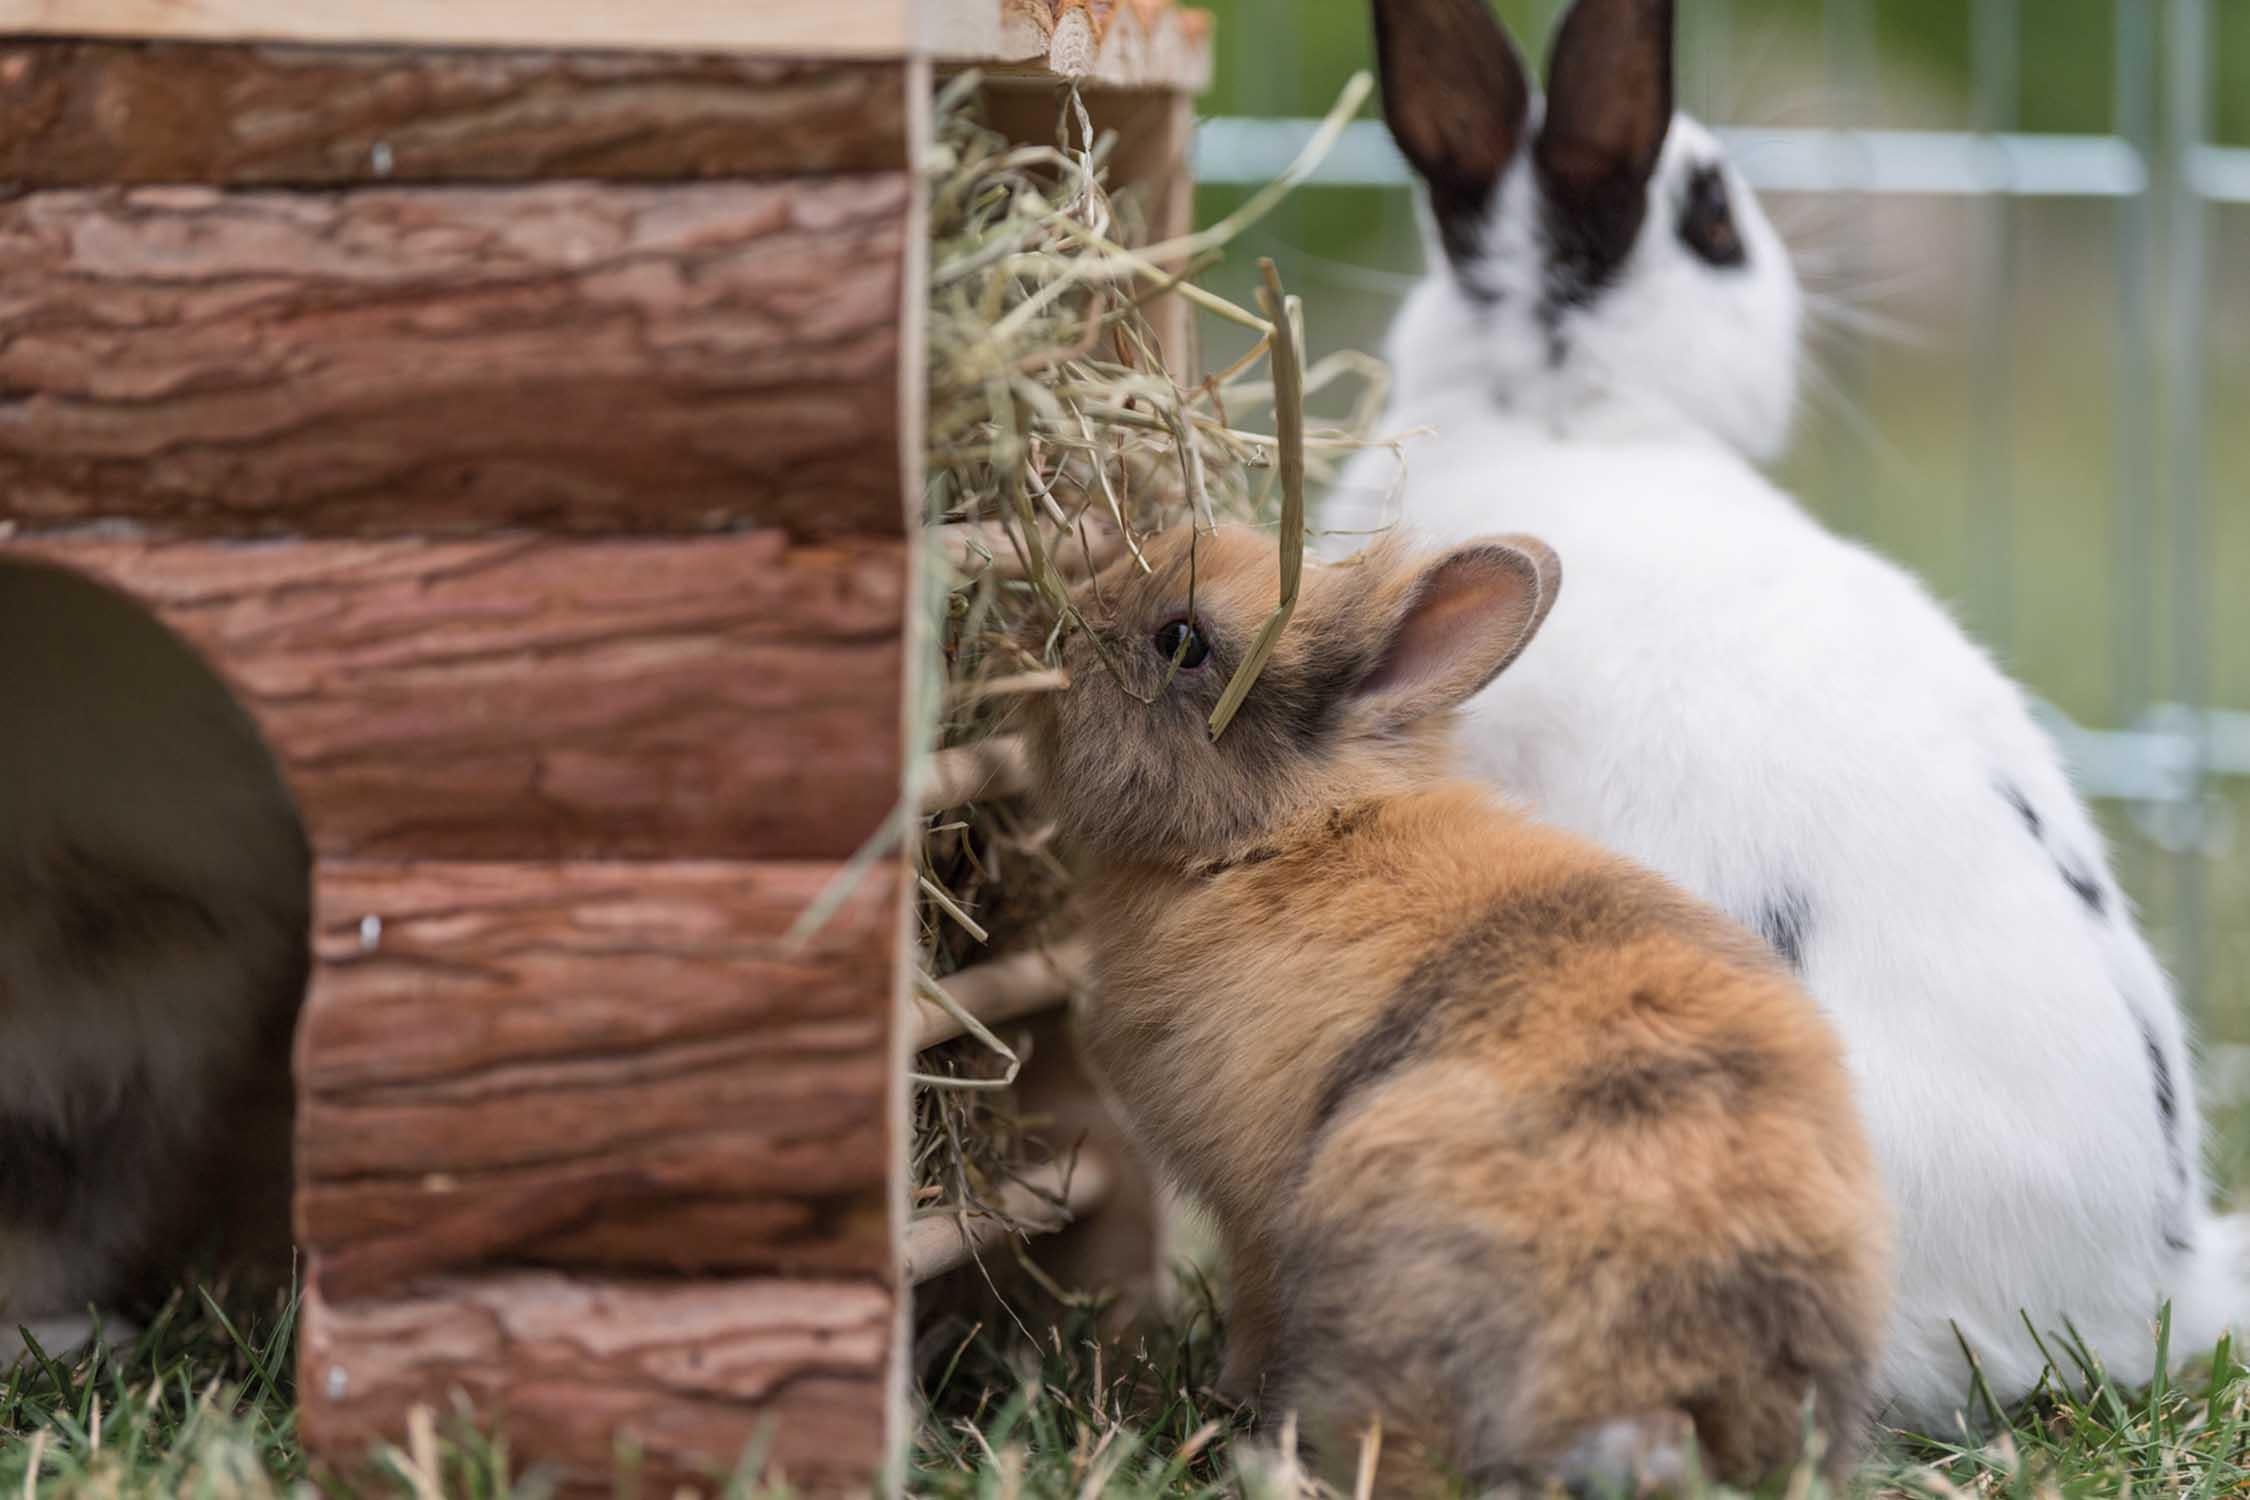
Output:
1183,1,2250,1129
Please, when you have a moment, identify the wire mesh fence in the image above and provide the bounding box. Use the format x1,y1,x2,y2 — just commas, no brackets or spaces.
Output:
1187,0,2245,1027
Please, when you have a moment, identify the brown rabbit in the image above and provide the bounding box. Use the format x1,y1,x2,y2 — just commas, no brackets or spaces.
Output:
1018,526,1891,1494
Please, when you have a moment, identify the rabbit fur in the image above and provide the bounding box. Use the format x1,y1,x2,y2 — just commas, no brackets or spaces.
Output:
0,559,308,1362
1331,0,2244,1428
1021,526,1892,1492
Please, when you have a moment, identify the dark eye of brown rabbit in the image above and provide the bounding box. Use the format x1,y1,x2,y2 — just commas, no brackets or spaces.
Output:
1152,618,1211,670
1678,164,1746,269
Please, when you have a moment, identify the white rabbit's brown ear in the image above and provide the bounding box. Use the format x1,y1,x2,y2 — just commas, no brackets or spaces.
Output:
1372,0,1531,276
1351,535,1561,730
1537,0,1675,279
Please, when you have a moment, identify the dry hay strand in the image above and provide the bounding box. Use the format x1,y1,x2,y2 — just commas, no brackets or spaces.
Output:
910,71,1403,1266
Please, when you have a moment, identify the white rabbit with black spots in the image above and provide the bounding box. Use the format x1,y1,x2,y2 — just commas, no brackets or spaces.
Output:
1331,0,2244,1429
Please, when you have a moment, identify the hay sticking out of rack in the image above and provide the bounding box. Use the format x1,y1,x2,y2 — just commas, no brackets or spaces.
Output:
913,71,1391,1263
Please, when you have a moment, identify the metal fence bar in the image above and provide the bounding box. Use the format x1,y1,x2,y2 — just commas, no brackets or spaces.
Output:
2163,0,2213,1006
1191,120,2250,201
1196,3,2234,993
1971,0,2020,656
2113,0,2159,896
2191,145,2250,201
1819,0,1877,539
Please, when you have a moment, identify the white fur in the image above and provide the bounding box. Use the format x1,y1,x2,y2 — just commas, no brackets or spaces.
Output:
1330,113,2243,1431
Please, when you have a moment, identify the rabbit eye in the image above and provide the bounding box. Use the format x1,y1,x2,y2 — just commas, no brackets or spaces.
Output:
1679,164,1746,270
1152,618,1211,671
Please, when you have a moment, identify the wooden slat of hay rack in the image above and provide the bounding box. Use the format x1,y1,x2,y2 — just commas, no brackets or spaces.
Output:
0,2,1209,1494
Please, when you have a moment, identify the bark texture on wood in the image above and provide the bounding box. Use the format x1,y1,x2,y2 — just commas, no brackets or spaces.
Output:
977,83,1197,366
0,43,910,185
932,0,1214,88
12,532,906,859
0,178,909,539
299,1267,892,1498
0,0,918,59
296,859,900,1297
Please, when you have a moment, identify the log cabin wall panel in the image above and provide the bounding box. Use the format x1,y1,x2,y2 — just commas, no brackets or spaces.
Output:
298,1266,893,1499
0,44,912,185
0,0,918,58
296,859,901,1298
0,10,1219,1487
0,38,924,1488
7,532,908,859
0,175,911,539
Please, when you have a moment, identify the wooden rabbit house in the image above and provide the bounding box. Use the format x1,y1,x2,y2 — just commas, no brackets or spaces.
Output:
0,0,1210,1491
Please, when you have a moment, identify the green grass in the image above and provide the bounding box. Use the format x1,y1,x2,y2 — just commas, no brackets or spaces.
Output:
1,1283,547,1499
13,1272,2250,1499
913,1278,2250,1500
3,1285,304,1499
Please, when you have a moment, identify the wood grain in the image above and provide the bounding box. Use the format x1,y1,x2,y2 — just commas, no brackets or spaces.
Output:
299,1266,893,1497
0,178,910,539
977,83,1199,362
931,0,1214,88
0,43,910,185
0,0,1212,85
0,0,916,58
295,859,900,1297
10,532,907,859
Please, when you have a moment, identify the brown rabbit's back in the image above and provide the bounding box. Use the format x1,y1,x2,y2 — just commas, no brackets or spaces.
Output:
1036,524,1886,1490
1112,787,1888,1489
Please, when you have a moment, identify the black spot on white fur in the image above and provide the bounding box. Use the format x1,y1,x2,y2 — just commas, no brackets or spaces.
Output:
1996,777,2042,838
2140,1021,2188,1194
1754,890,1811,972
2144,1026,2179,1134
1536,210,1622,368
1994,778,2104,918
2057,858,2105,916
2144,1015,2192,1253
1677,164,1747,269
1993,774,2181,1234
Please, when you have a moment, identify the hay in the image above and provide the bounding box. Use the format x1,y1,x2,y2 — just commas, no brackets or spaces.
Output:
911,71,1395,1252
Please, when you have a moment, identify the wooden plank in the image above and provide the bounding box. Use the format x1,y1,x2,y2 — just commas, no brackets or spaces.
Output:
9,533,907,859
296,859,900,1297
0,0,915,58
0,0,1213,85
0,43,911,185
977,82,1199,366
299,1266,892,1498
931,0,1214,89
0,177,910,539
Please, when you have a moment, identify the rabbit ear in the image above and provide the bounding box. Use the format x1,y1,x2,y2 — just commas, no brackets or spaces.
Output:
1351,536,1561,730
1372,0,1532,276
1536,0,1675,280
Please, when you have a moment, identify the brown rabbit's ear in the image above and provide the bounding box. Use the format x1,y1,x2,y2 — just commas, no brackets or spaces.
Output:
1536,0,1674,279
1351,536,1560,730
1372,0,1531,276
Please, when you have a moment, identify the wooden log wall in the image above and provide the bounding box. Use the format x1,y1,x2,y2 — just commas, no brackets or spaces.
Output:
1,39,919,1498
